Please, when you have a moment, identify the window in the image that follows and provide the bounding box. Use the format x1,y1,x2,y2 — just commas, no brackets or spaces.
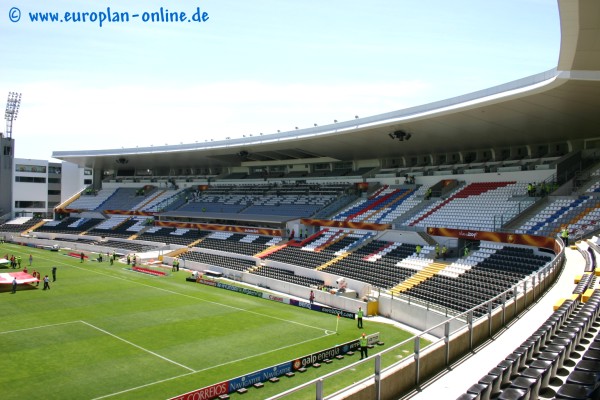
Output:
48,178,61,184
16,164,47,173
15,201,45,208
47,190,61,195
15,176,46,183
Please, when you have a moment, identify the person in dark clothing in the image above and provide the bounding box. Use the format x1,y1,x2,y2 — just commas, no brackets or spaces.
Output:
52,267,57,282
43,275,50,290
11,277,17,293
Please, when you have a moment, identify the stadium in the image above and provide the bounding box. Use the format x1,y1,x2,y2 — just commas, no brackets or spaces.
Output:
2,0,600,399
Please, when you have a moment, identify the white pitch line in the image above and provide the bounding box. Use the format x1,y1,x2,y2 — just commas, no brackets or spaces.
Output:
7,245,330,334
67,261,329,333
92,327,331,400
90,370,198,400
195,329,330,373
5,245,339,399
80,320,195,373
0,320,80,335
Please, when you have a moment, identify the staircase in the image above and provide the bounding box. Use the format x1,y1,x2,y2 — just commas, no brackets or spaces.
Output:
187,238,205,248
389,261,447,295
255,242,288,259
417,231,437,246
24,220,47,235
165,248,189,258
136,190,166,210
502,196,550,231
316,252,350,271
357,188,415,223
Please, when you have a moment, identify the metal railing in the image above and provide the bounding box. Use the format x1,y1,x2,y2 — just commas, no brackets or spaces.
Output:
267,240,565,400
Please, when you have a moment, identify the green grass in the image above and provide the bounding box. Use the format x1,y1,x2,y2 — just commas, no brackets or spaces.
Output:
0,243,423,399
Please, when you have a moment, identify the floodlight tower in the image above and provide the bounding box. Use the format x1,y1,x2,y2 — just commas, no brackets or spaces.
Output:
5,92,22,138
0,91,19,218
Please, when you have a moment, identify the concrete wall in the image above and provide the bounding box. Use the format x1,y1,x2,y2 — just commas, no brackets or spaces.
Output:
164,250,369,313
168,247,374,300
332,251,563,400
376,295,466,338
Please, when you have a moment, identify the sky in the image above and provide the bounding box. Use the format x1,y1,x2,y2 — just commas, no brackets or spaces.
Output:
0,0,561,161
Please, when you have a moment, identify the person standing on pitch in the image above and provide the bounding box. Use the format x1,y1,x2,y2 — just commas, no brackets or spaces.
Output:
11,277,17,294
43,275,50,290
52,267,57,282
359,333,368,359
357,307,364,329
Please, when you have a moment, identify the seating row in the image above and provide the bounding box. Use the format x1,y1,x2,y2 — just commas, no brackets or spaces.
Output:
457,289,600,400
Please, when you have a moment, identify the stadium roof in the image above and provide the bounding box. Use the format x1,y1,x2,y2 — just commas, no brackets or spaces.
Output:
52,0,600,171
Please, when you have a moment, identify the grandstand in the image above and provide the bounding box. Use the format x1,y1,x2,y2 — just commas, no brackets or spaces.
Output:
2,0,600,399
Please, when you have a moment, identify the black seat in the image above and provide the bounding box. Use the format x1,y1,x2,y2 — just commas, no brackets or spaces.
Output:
478,373,502,397
456,393,479,400
509,376,541,400
536,351,562,374
548,337,576,359
520,367,551,391
565,370,598,388
505,353,525,377
574,359,600,374
495,360,514,386
554,383,596,400
582,349,600,362
542,344,567,369
467,383,492,400
529,359,558,388
512,346,531,370
496,387,529,400
518,341,537,363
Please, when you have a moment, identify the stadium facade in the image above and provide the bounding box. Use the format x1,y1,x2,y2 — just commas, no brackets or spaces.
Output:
3,1,600,399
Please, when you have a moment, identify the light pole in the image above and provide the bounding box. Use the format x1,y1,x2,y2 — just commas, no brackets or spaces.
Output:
5,92,22,138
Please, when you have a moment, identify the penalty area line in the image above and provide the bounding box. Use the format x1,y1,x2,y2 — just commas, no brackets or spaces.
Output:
80,320,195,373
0,320,80,335
68,262,333,334
93,329,331,399
3,245,336,336
90,370,198,400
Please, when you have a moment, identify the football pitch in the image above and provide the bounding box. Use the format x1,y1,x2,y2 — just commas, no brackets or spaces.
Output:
0,243,423,399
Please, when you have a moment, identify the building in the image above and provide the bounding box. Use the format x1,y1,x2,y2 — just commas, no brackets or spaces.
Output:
11,158,91,219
